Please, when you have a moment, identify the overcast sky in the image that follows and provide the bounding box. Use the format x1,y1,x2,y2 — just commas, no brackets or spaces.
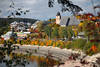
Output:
0,0,99,20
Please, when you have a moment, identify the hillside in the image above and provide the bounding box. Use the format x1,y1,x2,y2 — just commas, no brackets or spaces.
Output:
0,18,38,36
0,18,37,26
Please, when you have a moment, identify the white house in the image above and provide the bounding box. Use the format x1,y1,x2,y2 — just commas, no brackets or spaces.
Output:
31,21,40,29
1,31,13,40
10,21,31,32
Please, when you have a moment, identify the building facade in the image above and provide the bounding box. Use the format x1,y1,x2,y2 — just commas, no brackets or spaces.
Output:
56,12,80,26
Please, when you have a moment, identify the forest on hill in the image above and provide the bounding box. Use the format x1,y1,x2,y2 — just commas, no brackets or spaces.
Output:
0,18,37,36
0,18,37,25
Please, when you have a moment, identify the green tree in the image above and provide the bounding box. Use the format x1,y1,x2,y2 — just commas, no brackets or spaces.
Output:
59,27,68,40
52,27,59,39
48,18,56,23
67,26,74,40
44,25,52,39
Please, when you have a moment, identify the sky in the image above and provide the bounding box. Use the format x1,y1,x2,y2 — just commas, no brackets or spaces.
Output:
0,0,99,20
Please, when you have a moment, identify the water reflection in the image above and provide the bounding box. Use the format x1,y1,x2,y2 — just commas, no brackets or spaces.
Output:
0,53,59,67
0,41,59,67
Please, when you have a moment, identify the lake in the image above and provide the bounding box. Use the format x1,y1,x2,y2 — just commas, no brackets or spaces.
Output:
0,52,59,67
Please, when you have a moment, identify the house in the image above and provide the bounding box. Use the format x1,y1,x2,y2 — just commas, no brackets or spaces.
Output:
72,32,86,39
56,12,80,27
1,31,12,40
10,21,18,29
10,21,31,32
1,31,17,40
77,32,85,39
16,32,30,39
31,21,40,29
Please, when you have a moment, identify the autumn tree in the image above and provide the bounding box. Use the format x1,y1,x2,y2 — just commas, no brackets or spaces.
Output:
48,18,56,23
10,31,17,43
83,20,100,42
78,21,84,32
36,21,44,32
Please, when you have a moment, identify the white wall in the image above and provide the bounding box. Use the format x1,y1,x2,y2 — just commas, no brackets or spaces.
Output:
56,16,61,24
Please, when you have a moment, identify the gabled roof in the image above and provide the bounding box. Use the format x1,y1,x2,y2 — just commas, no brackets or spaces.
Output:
60,16,80,26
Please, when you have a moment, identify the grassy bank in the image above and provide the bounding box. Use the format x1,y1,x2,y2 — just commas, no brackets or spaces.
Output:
1,38,99,56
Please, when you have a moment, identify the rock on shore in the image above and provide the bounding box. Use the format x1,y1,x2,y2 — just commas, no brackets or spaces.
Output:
1,44,100,67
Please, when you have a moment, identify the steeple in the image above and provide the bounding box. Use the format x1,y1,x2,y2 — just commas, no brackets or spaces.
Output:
56,12,61,16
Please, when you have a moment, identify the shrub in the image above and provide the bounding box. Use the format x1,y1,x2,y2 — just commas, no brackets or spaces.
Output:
66,39,87,50
97,43,100,52
0,40,5,44
84,42,98,55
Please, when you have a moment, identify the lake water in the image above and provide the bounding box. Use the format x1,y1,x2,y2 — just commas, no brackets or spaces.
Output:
0,53,59,67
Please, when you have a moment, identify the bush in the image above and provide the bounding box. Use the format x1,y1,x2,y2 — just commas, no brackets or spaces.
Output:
66,39,87,50
0,40,5,44
65,39,100,55
97,43,100,52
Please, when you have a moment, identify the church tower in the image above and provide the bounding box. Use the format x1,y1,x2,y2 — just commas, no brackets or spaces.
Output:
56,12,61,24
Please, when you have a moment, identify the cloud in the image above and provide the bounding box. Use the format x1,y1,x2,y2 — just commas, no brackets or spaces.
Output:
0,0,99,20
70,0,100,15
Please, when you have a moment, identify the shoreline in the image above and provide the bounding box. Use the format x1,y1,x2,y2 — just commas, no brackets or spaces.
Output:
1,44,100,67
13,45,86,62
14,45,100,67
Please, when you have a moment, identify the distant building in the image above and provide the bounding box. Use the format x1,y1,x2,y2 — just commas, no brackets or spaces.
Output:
31,21,40,29
56,12,80,27
1,31,12,40
77,32,85,39
10,21,18,29
16,32,30,39
10,21,31,32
